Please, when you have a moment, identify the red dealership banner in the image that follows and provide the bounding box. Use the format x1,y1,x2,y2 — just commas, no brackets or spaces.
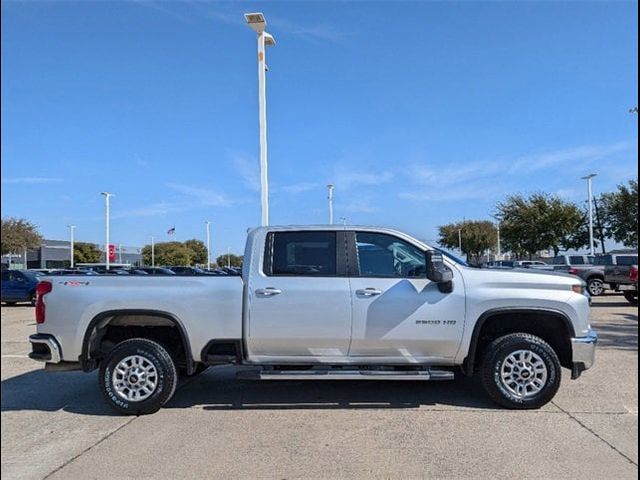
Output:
108,244,116,262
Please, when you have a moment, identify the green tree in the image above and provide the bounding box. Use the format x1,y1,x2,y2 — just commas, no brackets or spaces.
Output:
496,193,586,257
599,179,638,248
216,253,243,268
183,239,208,265
1,217,43,255
438,220,497,263
74,242,102,264
141,242,193,266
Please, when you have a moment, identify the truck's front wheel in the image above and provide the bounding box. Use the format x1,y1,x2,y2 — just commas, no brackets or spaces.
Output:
99,338,177,415
481,333,561,409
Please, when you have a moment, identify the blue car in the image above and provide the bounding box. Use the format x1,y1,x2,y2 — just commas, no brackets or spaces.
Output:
1,270,40,305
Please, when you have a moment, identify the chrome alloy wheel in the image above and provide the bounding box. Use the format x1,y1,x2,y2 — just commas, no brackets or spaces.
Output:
588,279,604,296
500,349,548,399
112,355,158,402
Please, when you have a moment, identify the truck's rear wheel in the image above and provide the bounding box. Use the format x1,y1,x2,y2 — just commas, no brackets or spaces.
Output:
623,291,638,305
99,338,177,415
587,278,605,297
481,333,561,409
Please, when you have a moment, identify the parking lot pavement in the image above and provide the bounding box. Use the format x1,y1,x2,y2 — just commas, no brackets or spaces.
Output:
1,296,637,479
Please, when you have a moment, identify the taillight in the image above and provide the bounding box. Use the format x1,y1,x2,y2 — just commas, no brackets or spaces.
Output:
631,266,638,283
568,267,579,276
35,281,53,324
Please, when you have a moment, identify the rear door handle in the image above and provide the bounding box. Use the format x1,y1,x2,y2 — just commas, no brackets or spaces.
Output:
255,287,282,297
356,288,382,297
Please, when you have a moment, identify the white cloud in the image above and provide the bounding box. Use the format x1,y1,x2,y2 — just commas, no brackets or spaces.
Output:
1,177,63,184
166,183,230,207
231,154,260,192
111,201,186,219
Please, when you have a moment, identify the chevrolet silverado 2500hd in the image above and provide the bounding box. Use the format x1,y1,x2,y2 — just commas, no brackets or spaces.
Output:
29,226,597,415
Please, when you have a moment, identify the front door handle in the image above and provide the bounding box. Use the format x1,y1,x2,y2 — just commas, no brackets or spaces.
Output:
255,287,282,297
356,288,382,297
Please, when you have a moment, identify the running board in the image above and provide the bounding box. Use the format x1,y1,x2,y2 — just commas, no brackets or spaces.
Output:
244,368,454,381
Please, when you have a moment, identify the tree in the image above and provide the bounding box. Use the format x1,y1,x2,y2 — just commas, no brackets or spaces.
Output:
216,253,243,268
1,217,43,255
141,242,193,266
183,239,208,265
438,220,497,263
599,179,638,248
496,193,585,257
74,242,102,264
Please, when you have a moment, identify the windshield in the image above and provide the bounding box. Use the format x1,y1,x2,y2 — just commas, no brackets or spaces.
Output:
435,248,469,267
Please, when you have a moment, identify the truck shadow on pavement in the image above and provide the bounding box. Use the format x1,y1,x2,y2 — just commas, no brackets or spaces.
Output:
1,367,501,415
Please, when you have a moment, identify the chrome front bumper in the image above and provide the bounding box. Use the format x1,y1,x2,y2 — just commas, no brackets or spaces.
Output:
29,334,62,364
570,329,597,379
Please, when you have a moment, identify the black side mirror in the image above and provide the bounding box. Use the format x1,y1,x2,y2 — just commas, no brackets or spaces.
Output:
426,250,454,292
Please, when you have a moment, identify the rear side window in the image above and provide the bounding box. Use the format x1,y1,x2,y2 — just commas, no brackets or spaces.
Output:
616,255,638,266
569,256,585,265
594,255,612,265
267,231,337,276
552,257,566,265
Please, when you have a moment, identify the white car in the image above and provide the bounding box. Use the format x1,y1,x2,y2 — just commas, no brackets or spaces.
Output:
29,225,596,415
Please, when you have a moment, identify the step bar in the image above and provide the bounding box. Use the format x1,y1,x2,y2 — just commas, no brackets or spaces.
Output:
241,368,454,382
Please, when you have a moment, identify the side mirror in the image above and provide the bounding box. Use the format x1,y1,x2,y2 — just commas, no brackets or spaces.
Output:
426,250,454,286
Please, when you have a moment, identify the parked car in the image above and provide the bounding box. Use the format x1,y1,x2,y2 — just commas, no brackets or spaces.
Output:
137,267,176,275
29,225,596,415
169,266,212,275
1,270,40,305
552,255,607,297
124,269,149,275
484,260,515,269
603,253,638,305
46,269,98,276
515,260,554,271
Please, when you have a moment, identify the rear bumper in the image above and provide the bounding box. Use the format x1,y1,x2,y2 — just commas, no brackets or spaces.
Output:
28,334,62,363
571,329,597,379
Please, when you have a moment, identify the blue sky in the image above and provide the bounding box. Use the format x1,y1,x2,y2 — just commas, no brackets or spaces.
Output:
1,1,638,255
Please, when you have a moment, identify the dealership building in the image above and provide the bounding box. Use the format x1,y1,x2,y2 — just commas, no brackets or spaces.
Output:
1,239,143,269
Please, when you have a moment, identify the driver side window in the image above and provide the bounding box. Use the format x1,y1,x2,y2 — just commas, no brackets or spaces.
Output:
355,232,426,278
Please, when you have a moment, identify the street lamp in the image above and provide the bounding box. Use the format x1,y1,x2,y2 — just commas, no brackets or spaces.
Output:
151,236,155,268
100,192,114,270
205,220,211,268
630,107,638,114
67,224,76,268
581,174,597,256
245,12,276,226
327,184,334,225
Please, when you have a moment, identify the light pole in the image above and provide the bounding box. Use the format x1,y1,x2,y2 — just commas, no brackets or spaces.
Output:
340,217,347,226
458,229,463,254
205,221,211,268
496,223,502,260
67,224,76,268
151,236,155,268
581,174,597,256
118,244,123,264
327,184,334,224
227,247,231,268
101,192,114,270
245,12,276,226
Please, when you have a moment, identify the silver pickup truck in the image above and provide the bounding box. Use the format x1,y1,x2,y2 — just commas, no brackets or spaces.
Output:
29,225,597,415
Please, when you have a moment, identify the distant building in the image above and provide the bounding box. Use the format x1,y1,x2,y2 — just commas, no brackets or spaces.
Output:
1,239,143,269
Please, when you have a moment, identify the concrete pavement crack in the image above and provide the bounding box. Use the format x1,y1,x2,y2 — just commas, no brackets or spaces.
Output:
42,416,138,479
552,401,638,467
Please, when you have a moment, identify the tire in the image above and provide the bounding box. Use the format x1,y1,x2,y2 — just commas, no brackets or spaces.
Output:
99,338,178,415
587,277,605,297
623,291,638,306
481,333,561,409
29,293,36,307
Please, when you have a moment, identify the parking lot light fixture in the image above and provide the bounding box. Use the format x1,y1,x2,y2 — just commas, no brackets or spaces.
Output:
245,12,276,226
581,174,598,256
100,192,114,270
327,185,334,225
151,236,155,268
67,224,76,268
205,221,211,268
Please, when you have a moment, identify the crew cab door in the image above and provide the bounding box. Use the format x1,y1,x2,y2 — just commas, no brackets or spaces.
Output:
246,230,352,359
347,231,466,361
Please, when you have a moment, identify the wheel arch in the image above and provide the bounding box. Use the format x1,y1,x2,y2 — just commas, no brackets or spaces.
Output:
81,309,194,375
462,307,575,376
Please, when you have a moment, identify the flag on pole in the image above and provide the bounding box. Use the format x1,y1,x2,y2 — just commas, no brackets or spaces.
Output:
167,226,176,235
